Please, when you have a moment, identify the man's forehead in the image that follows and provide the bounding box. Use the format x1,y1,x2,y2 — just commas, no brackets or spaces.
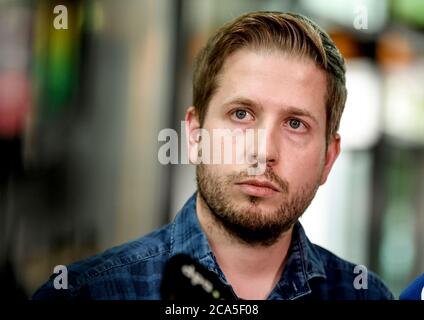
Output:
211,49,327,119
220,47,324,77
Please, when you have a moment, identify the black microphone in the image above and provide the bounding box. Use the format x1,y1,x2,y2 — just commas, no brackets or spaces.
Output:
160,254,235,300
399,273,424,300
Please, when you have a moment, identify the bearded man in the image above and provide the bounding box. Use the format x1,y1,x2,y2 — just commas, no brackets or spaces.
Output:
33,11,393,300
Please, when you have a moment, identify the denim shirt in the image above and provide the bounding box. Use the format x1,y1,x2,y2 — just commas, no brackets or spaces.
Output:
32,193,394,300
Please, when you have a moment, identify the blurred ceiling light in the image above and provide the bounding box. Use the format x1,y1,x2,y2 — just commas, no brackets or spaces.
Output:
339,59,381,150
384,61,424,145
300,0,388,33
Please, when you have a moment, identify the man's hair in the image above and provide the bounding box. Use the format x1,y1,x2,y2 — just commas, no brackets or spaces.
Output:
192,11,347,142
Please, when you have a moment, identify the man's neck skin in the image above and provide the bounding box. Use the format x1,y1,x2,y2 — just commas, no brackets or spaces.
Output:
196,193,293,300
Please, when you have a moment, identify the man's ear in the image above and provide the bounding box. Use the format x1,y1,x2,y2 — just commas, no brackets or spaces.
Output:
185,106,201,164
320,133,341,185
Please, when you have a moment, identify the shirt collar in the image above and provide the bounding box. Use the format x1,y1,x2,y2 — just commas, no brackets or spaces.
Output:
269,222,327,300
170,192,326,300
169,193,222,281
170,192,211,262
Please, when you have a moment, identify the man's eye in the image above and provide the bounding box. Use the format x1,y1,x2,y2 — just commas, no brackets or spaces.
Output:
289,119,302,129
235,110,247,119
231,109,253,121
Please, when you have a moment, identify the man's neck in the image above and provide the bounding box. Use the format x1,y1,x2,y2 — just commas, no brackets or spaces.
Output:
195,193,293,300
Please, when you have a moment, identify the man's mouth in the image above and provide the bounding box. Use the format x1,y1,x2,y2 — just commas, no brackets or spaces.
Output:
235,179,280,197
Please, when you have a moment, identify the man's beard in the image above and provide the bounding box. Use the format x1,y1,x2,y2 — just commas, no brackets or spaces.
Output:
196,164,321,247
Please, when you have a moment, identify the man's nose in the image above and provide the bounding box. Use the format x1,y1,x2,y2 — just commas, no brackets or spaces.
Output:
256,125,280,168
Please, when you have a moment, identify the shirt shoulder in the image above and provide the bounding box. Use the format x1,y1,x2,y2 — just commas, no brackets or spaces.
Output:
310,244,394,300
32,223,173,300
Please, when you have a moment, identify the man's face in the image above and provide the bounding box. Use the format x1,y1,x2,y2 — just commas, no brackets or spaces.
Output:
187,48,340,246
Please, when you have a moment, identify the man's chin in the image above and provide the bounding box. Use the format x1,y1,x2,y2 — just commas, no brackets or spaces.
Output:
236,191,284,208
229,198,284,219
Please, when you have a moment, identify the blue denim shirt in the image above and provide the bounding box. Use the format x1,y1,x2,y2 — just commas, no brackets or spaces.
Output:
33,193,394,300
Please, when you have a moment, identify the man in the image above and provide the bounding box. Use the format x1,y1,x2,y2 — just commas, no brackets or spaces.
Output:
33,11,393,300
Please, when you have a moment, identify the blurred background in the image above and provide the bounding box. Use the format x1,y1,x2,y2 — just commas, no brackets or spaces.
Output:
1,0,423,299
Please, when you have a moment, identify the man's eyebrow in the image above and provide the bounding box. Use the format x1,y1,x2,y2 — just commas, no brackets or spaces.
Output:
222,97,263,110
222,97,319,125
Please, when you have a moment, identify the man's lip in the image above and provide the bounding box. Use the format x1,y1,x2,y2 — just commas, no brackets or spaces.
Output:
235,179,280,192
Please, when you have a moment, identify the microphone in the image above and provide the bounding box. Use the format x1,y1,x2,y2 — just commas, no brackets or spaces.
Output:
399,273,424,300
160,254,235,300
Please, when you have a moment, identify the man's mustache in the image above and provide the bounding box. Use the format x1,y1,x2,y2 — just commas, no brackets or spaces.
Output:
228,168,289,194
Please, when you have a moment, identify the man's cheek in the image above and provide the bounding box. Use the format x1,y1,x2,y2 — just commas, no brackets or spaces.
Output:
287,157,320,183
